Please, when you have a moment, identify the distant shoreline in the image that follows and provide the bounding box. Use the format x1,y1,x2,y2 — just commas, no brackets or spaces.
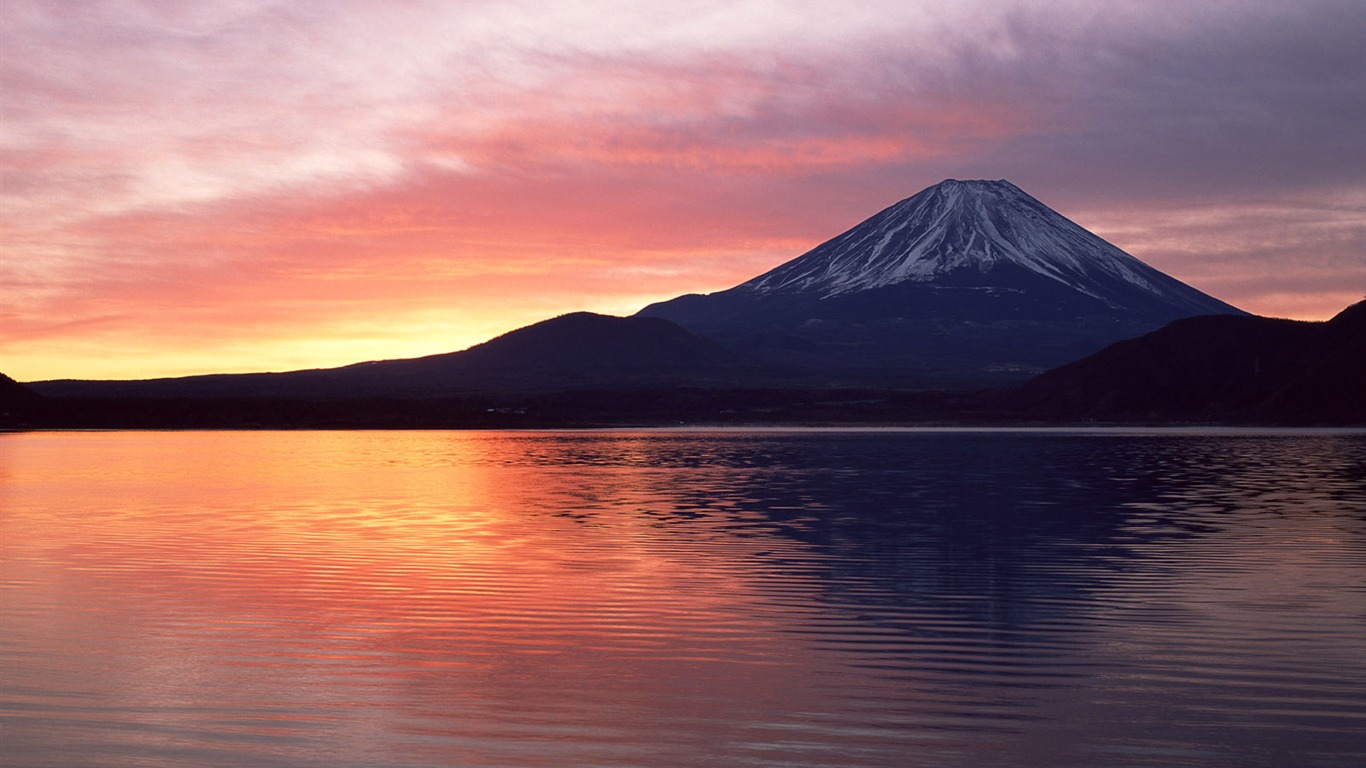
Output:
7,421,1365,434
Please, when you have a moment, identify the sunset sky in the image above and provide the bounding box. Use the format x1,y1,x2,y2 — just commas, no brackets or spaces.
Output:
3,0,1363,382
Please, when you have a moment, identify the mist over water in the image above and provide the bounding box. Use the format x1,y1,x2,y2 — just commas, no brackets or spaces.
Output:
2,429,1364,767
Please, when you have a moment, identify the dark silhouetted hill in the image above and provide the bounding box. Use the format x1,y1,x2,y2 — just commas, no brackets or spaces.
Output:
2,371,44,405
1012,300,1366,424
31,312,755,400
1,372,47,427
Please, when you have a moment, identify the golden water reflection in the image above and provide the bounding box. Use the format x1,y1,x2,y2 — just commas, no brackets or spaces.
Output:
3,429,1365,767
2,432,841,766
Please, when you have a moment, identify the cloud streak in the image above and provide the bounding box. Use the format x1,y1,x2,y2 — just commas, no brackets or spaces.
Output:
2,0,1362,380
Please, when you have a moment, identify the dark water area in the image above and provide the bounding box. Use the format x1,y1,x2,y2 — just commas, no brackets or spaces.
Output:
2,429,1364,767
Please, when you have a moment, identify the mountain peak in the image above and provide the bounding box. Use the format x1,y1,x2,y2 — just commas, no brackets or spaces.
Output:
735,178,1230,317
935,177,1019,189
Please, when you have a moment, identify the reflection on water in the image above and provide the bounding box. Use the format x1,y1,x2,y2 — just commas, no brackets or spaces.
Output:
2,429,1365,767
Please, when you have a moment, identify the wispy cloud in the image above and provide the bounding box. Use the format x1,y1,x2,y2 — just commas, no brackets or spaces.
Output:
3,0,1362,379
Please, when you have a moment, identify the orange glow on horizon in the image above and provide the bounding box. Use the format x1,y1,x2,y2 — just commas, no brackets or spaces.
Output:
3,2,1361,382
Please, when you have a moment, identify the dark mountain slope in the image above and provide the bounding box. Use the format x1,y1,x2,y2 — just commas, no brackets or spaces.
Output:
1,372,46,425
31,313,752,400
1013,300,1366,424
639,179,1244,386
2,372,41,403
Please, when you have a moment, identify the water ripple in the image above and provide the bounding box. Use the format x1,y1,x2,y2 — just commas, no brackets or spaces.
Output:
2,429,1364,767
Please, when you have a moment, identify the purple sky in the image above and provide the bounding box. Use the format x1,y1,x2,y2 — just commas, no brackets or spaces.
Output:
3,0,1363,380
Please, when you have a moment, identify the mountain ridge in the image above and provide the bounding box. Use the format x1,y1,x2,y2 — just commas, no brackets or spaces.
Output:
638,178,1245,385
30,312,753,400
16,301,1363,427
1013,300,1365,423
22,178,1279,415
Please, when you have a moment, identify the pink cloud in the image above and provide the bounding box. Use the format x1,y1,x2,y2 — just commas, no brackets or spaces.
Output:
2,0,1362,380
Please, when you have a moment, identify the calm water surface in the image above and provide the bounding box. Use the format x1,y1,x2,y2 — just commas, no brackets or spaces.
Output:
2,429,1364,767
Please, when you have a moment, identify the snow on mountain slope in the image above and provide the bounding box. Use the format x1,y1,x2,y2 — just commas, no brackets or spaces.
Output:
737,179,1229,315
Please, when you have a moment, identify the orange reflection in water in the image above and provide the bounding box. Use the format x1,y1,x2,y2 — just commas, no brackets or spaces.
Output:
7,429,1366,768
0,431,833,766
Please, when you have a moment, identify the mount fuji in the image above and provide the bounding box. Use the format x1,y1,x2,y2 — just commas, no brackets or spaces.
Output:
20,179,1261,428
638,179,1245,385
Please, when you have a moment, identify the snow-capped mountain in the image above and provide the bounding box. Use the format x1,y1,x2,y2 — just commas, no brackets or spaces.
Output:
638,179,1245,385
742,180,1227,312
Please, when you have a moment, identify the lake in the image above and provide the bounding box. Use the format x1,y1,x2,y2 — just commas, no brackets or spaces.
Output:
2,429,1364,767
